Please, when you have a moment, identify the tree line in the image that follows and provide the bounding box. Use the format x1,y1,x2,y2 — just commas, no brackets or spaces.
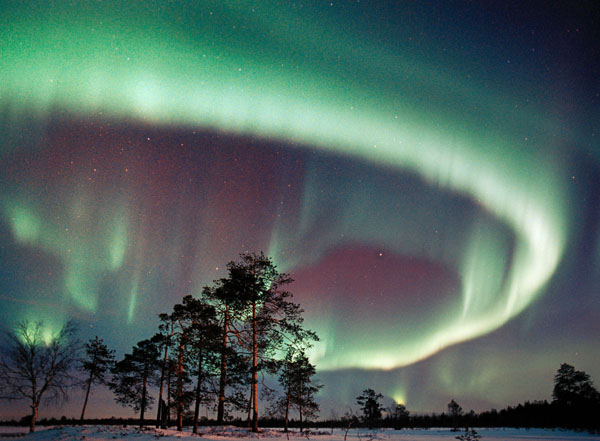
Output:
1,252,599,434
322,365,600,433
0,252,321,433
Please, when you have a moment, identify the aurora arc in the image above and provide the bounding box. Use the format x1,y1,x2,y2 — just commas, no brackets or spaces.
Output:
0,0,570,374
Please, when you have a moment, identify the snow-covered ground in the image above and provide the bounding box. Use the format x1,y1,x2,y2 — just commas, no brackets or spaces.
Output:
0,426,598,441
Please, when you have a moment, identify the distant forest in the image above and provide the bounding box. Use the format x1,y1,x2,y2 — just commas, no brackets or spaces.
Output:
2,393,599,433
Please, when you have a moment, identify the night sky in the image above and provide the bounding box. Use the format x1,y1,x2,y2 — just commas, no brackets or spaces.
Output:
1,1,599,419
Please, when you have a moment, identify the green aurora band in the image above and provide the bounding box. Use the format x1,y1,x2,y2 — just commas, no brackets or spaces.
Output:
0,2,570,371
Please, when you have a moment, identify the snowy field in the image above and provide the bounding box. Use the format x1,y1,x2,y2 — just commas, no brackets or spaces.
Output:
0,426,598,441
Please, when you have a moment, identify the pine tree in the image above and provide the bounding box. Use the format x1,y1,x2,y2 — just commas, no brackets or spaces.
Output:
356,388,383,428
552,363,600,429
270,348,321,432
553,363,599,407
110,339,160,427
170,296,197,431
78,336,115,421
388,403,410,429
204,279,248,424
187,298,220,434
153,313,176,428
448,399,463,431
225,252,318,432
162,356,179,427
160,295,219,432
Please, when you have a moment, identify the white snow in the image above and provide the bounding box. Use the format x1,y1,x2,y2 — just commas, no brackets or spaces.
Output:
0,426,598,441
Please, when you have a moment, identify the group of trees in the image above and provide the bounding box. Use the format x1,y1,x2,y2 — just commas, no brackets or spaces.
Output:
267,349,321,432
345,388,409,430
0,253,321,433
348,389,464,431
355,388,384,428
110,252,321,433
1,250,599,434
343,364,600,432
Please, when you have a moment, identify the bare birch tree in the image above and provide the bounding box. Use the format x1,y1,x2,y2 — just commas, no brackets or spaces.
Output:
0,320,79,432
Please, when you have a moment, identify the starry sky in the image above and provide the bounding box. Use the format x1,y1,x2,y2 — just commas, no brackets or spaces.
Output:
1,0,599,419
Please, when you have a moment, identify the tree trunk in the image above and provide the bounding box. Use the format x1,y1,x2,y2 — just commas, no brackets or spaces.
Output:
140,372,147,428
192,347,203,434
251,301,259,432
299,387,303,432
166,363,172,428
156,333,171,427
246,388,252,426
216,303,229,424
156,402,162,430
284,393,290,433
80,374,93,422
29,403,38,433
176,338,185,432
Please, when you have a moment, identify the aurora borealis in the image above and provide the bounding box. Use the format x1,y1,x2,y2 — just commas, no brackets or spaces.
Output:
1,0,599,419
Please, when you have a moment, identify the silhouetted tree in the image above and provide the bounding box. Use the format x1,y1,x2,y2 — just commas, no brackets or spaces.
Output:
387,403,410,429
169,295,199,431
162,356,179,427
226,252,317,432
342,409,359,441
0,320,79,433
552,363,600,429
204,280,246,424
78,336,115,421
356,388,383,428
290,350,321,431
269,348,322,432
552,363,599,407
155,294,224,432
167,356,194,428
187,299,220,434
448,399,463,431
153,313,176,428
110,339,160,427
